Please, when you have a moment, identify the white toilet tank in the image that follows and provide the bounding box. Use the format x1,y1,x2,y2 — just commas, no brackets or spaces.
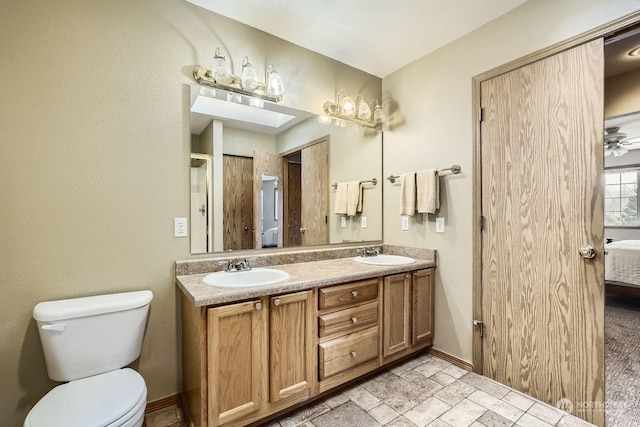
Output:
33,290,153,382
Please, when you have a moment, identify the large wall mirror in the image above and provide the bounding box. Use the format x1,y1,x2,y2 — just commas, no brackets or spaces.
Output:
189,84,383,254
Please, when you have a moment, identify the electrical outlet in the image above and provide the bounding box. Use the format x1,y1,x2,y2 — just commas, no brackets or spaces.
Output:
361,216,368,228
436,217,445,233
174,217,188,237
401,216,410,231
340,216,347,228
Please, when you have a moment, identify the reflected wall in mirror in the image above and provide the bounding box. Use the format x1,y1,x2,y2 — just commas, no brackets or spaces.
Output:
189,84,382,254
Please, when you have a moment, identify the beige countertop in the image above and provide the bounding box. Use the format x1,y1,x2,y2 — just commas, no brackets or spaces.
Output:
176,256,435,307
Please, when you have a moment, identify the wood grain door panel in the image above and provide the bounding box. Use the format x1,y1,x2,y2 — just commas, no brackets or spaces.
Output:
269,291,314,403
207,300,267,425
223,155,253,250
300,140,329,246
480,38,604,425
382,273,411,357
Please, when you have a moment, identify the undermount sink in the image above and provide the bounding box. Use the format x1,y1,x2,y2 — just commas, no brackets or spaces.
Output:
354,254,416,266
203,268,290,288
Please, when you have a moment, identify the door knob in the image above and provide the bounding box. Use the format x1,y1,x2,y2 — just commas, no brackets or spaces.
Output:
579,245,596,259
300,227,306,233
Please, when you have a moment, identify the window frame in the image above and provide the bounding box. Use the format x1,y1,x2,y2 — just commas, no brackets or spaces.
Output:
604,164,640,229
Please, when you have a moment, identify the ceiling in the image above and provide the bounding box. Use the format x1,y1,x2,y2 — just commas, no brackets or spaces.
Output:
186,0,528,78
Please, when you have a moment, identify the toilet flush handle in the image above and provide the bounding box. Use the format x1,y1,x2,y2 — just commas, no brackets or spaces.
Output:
41,323,66,332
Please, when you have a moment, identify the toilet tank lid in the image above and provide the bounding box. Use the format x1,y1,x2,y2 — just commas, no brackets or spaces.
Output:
33,290,153,322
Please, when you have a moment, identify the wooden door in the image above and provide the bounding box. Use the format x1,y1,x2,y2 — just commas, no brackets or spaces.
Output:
284,159,302,247
253,150,283,249
300,140,329,246
382,273,411,357
269,291,314,403
207,300,268,425
480,39,604,425
223,155,253,250
411,269,434,346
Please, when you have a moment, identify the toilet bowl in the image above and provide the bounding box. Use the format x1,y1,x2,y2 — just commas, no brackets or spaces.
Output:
25,290,153,427
24,368,146,427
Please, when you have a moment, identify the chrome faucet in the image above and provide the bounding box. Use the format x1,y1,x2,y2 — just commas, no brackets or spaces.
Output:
357,247,380,257
218,257,254,272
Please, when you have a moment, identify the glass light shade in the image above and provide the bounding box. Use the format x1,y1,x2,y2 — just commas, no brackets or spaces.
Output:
241,56,259,91
342,95,355,117
266,65,284,97
357,97,372,121
212,47,232,85
373,104,386,124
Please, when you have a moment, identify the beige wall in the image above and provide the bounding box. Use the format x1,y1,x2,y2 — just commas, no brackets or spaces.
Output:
382,0,640,364
606,68,640,118
0,0,379,425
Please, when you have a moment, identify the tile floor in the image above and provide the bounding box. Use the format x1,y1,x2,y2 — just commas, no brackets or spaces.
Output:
145,353,596,427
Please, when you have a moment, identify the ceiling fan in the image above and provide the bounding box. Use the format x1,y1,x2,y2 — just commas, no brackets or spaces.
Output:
604,126,640,157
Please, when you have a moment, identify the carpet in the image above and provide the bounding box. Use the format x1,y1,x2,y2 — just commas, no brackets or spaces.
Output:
605,294,640,426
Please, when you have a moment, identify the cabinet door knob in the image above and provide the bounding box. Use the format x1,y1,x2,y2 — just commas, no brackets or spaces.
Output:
351,317,358,323
351,290,358,297
274,298,281,306
255,302,262,310
350,351,357,358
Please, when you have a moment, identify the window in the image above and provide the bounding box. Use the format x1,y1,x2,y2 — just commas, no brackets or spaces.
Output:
605,167,639,226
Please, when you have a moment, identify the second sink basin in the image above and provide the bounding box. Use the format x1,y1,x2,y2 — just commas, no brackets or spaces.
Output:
354,254,416,266
203,268,290,288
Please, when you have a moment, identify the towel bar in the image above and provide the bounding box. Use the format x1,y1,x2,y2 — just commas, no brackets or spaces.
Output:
386,165,461,183
331,178,378,189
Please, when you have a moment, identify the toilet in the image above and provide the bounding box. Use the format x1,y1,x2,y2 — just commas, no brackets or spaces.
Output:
24,290,153,427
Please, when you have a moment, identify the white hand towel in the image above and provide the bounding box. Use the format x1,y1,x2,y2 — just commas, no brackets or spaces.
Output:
346,181,363,216
334,182,348,215
416,169,439,214
399,173,416,216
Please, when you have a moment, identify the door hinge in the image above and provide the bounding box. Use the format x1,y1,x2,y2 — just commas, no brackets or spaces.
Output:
478,107,485,122
473,320,484,337
480,216,485,231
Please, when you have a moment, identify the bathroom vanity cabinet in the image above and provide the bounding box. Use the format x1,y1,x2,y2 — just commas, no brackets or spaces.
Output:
180,264,434,427
382,269,434,362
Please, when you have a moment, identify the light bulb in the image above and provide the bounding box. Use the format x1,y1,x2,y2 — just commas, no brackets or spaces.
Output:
342,95,355,117
241,56,258,91
266,65,284,97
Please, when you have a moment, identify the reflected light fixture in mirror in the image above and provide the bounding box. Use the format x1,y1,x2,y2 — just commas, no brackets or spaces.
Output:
322,89,386,128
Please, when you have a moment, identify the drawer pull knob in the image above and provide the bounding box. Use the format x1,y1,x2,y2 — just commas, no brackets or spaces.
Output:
274,299,281,306
351,351,357,358
255,303,262,310
351,290,358,297
351,317,358,323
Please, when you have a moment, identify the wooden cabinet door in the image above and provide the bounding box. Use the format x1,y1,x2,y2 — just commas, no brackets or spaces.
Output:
412,269,434,346
269,290,314,403
207,300,267,426
382,273,411,357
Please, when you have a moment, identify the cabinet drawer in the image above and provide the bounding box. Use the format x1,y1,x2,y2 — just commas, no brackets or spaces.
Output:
318,301,378,338
319,327,379,380
318,279,379,310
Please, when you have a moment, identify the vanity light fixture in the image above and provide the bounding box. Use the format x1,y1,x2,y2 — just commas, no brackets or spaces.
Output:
322,89,386,128
193,47,284,104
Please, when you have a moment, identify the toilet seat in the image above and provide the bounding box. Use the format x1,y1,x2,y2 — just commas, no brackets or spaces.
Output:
24,368,146,427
